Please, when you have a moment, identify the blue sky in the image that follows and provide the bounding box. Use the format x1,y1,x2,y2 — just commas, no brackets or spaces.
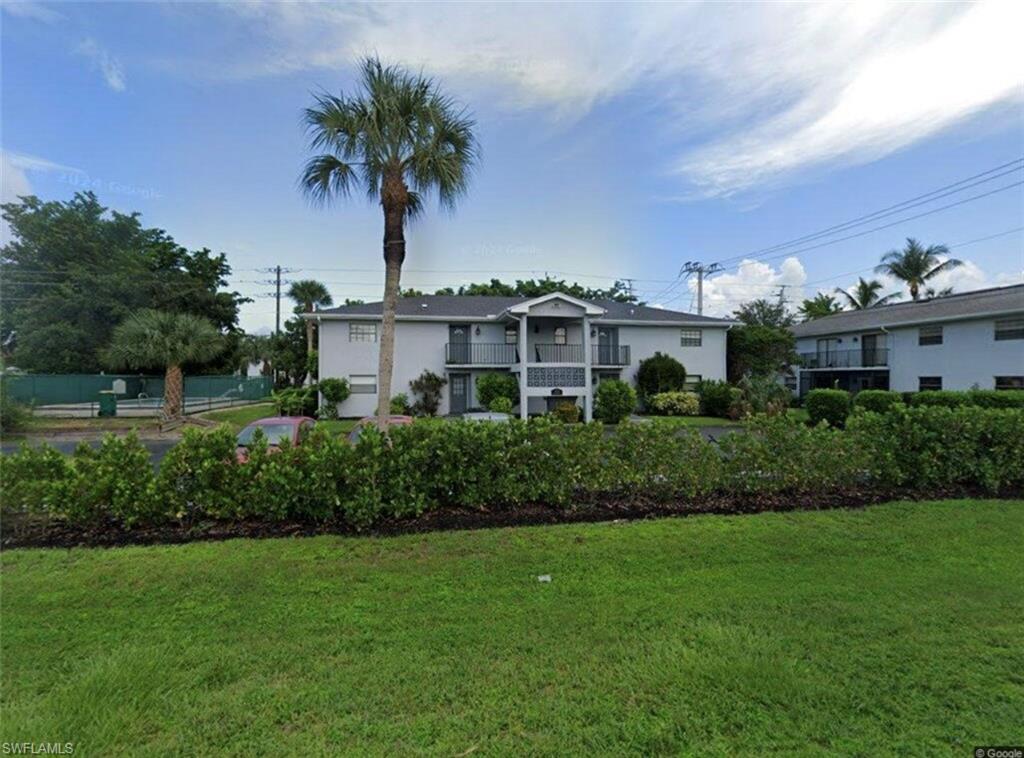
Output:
3,0,1022,332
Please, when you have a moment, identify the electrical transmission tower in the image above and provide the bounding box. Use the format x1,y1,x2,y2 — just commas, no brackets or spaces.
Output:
256,266,297,335
680,261,724,315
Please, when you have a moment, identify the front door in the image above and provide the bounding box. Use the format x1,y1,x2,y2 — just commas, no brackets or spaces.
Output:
449,324,470,364
597,327,618,365
449,373,469,414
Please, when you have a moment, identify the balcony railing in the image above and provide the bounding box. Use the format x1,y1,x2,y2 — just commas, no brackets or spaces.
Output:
592,344,631,366
445,343,518,365
533,343,584,363
800,348,889,369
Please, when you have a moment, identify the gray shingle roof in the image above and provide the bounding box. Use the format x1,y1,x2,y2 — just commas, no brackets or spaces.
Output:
316,295,733,324
791,284,1024,338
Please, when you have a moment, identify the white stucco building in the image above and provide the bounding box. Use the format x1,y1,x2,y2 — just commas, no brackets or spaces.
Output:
790,284,1024,396
310,292,733,420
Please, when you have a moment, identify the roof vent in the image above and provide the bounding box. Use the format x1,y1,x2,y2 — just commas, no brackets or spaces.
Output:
421,303,428,309
629,308,635,315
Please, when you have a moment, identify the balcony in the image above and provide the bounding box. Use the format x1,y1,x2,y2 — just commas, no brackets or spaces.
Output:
445,342,633,366
592,344,631,366
445,343,518,365
800,348,889,369
533,343,584,363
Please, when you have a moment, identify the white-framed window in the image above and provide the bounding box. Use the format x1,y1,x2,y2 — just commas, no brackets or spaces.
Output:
349,375,377,394
505,325,518,344
994,317,1024,341
553,326,567,345
918,325,943,346
918,376,942,391
995,376,1024,390
680,329,702,347
349,323,377,342
684,374,702,391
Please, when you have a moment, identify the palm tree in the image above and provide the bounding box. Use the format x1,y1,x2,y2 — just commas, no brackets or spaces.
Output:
106,310,223,421
875,238,962,300
287,280,333,382
797,292,843,321
301,57,478,425
835,277,902,310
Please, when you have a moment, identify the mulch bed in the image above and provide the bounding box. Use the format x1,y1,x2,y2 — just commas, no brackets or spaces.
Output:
3,487,1017,550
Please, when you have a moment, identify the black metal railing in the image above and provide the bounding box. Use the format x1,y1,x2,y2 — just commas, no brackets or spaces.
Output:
445,343,518,365
533,343,585,363
800,348,889,369
592,345,631,366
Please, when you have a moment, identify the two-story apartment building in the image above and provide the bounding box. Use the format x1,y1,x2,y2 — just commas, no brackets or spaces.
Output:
311,292,733,420
790,283,1024,396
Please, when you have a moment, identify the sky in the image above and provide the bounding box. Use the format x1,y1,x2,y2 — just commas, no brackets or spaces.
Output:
2,0,1023,333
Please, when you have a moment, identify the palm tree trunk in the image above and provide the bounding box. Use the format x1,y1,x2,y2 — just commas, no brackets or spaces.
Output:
376,199,405,428
910,281,920,300
164,364,183,420
304,314,315,386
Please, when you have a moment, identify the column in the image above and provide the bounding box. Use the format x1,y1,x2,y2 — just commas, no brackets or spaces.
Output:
518,314,529,420
582,315,593,422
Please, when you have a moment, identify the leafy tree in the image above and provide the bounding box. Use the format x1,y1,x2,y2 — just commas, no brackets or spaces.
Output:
835,277,901,310
286,279,333,360
105,310,223,420
409,370,447,416
798,293,843,321
476,372,518,410
635,352,687,401
1,192,247,373
302,57,478,427
727,326,797,382
875,238,961,300
594,380,636,423
733,297,794,328
267,316,309,388
432,277,638,303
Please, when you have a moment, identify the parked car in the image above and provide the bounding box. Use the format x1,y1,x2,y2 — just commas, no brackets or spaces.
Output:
236,416,315,462
346,415,414,444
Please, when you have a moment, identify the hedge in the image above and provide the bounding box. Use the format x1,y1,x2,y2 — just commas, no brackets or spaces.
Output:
3,408,1021,533
909,389,1024,409
853,390,904,414
805,389,850,427
648,391,700,417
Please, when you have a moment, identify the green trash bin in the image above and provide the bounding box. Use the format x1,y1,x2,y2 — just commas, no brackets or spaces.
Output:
98,390,117,417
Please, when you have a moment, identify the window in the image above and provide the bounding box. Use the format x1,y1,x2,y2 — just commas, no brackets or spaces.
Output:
553,326,567,345
918,376,942,391
995,376,1024,390
995,317,1024,341
918,325,943,346
683,374,702,391
680,329,702,347
505,325,518,344
349,323,377,342
349,375,377,394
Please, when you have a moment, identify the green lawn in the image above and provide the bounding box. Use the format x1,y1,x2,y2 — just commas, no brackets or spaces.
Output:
14,416,162,435
3,499,1021,754
199,404,357,436
635,414,743,427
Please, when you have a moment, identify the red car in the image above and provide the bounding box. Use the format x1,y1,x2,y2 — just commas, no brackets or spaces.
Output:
347,415,414,444
236,416,316,462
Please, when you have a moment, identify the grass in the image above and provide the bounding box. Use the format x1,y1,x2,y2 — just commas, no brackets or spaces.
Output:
12,416,162,435
2,499,1021,754
198,402,278,430
637,415,743,427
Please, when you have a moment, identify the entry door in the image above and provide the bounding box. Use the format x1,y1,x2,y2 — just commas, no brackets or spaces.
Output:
597,327,618,365
449,373,469,414
449,324,470,364
861,334,879,367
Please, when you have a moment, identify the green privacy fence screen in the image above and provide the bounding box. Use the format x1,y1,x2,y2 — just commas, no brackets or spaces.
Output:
5,374,272,409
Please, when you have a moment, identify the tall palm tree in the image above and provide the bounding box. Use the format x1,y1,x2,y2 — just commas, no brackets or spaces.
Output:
301,57,478,426
287,280,333,380
106,310,223,421
875,238,962,300
835,277,902,310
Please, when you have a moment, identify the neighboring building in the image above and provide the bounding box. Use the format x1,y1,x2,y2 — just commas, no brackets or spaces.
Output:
310,292,732,420
790,283,1024,396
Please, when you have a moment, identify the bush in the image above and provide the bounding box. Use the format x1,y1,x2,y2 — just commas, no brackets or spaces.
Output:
409,370,446,416
696,380,735,418
966,389,1024,408
649,391,699,416
595,380,636,423
805,389,850,427
909,390,967,408
316,377,351,420
488,396,513,414
909,389,1024,409
476,373,518,411
636,352,686,402
389,392,412,415
730,374,790,419
272,386,317,416
550,400,581,423
854,390,904,414
0,382,30,433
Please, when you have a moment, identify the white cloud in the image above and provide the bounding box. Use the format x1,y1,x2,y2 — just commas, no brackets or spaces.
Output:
0,0,63,23
659,257,807,317
197,1,1022,195
76,38,126,92
829,256,1023,302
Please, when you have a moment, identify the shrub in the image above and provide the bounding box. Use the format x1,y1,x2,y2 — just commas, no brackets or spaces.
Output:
636,352,686,402
595,380,636,424
550,400,581,423
272,386,317,416
805,389,850,427
909,390,967,408
696,380,735,418
389,392,412,415
967,389,1024,408
0,381,30,433
730,374,790,419
317,378,351,420
0,443,70,516
157,426,244,523
488,396,513,414
908,389,1024,409
476,373,518,410
409,370,446,416
854,390,903,414
649,391,699,416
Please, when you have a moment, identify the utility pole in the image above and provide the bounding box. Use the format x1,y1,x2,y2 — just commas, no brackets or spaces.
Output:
275,265,282,336
257,266,296,336
680,261,724,315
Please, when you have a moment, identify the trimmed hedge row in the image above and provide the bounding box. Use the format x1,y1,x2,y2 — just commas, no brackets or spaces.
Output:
3,408,1022,532
909,389,1024,409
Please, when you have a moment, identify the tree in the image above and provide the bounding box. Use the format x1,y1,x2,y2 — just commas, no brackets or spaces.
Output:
106,310,223,420
835,277,902,310
728,297,796,382
1,192,247,373
301,57,478,426
733,297,794,328
798,293,843,321
875,238,961,300
286,279,333,384
635,352,687,401
431,277,639,303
